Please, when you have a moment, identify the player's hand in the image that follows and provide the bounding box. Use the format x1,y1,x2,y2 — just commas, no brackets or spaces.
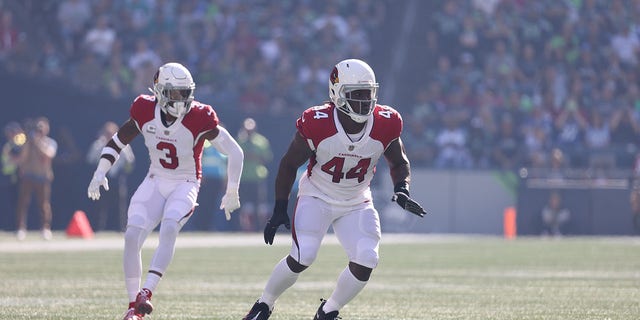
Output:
392,182,427,217
87,171,109,201
264,200,290,245
220,191,240,220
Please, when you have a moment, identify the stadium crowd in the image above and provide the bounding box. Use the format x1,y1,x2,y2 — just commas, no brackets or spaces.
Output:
2,0,640,174
401,0,640,173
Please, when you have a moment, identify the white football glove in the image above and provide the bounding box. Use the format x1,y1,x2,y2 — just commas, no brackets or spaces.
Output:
87,171,109,201
220,191,240,220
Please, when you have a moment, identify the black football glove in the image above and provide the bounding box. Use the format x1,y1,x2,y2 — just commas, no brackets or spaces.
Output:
392,181,427,217
264,199,291,245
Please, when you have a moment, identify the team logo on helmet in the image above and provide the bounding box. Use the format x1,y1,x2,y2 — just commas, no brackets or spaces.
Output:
330,67,339,85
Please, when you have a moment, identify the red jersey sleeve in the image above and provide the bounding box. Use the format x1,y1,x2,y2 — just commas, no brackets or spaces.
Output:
296,104,338,150
370,105,403,149
182,102,219,139
129,94,156,129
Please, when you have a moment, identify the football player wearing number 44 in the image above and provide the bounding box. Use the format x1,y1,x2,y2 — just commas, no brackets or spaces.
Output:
87,62,244,320
242,59,427,320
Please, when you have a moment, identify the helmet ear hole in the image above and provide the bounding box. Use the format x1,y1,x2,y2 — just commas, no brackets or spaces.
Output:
336,97,346,106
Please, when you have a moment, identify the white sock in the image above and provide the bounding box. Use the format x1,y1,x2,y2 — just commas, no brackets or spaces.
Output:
142,272,162,293
143,219,181,292
123,226,148,302
324,267,367,313
125,277,140,303
259,257,300,307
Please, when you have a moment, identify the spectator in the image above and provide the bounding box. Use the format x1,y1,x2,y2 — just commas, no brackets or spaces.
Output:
103,53,133,99
73,51,103,94
609,104,640,167
127,39,161,71
83,15,116,61
541,191,571,236
1,122,25,229
522,106,553,168
466,117,492,168
194,139,228,231
553,95,587,167
236,118,273,231
312,5,349,40
56,0,92,56
130,60,157,95
37,40,65,79
492,114,523,170
434,112,472,169
582,109,614,170
4,34,36,76
2,122,25,187
0,10,19,62
15,117,57,240
86,121,135,231
610,24,640,67
403,118,437,168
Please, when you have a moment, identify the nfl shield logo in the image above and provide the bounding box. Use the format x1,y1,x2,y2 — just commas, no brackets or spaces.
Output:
164,130,170,135
348,145,355,151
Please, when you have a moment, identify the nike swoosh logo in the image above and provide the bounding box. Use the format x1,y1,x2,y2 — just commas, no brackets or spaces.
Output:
250,311,261,320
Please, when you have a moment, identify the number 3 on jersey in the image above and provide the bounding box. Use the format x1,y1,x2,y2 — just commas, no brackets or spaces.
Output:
321,157,371,183
157,142,179,169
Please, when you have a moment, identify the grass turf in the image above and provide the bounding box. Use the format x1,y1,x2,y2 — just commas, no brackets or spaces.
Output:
0,232,638,319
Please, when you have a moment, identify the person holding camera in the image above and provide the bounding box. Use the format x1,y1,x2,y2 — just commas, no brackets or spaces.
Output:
15,117,57,240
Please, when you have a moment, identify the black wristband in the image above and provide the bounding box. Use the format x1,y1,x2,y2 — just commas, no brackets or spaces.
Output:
274,199,289,213
393,181,410,196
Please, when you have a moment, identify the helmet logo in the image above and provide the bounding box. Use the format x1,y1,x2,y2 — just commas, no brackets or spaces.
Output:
330,67,339,84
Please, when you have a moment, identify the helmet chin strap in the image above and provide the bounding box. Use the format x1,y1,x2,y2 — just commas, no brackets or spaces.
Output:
165,101,188,118
337,104,368,123
348,113,368,123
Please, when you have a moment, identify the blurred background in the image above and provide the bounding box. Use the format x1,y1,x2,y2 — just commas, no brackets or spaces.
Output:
1,0,639,236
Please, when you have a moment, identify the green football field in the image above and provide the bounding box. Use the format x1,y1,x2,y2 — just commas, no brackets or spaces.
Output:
0,232,638,320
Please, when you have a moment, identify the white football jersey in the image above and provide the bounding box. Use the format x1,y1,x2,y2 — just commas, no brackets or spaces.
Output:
296,103,402,206
130,94,219,182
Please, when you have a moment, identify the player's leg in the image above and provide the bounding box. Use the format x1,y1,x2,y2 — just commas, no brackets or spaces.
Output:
135,180,198,315
318,203,381,317
244,196,332,319
123,177,165,316
143,180,197,289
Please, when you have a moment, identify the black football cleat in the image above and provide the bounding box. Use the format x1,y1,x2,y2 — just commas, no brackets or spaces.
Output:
313,299,340,320
242,300,272,320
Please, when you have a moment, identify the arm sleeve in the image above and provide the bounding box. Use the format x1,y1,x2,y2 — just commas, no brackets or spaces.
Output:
210,126,244,193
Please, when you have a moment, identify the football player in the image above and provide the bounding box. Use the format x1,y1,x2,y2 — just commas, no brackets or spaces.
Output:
87,62,244,320
242,59,427,320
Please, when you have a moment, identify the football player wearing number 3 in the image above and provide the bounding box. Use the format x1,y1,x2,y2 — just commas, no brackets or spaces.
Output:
243,59,427,320
87,62,244,320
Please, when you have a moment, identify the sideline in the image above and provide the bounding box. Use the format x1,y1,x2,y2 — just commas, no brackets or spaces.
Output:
0,232,455,253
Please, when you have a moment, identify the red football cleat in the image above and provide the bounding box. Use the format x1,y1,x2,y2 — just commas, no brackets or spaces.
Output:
122,308,143,320
134,288,153,315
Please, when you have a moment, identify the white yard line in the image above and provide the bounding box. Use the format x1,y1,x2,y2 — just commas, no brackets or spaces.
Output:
1,233,638,253
0,233,476,253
